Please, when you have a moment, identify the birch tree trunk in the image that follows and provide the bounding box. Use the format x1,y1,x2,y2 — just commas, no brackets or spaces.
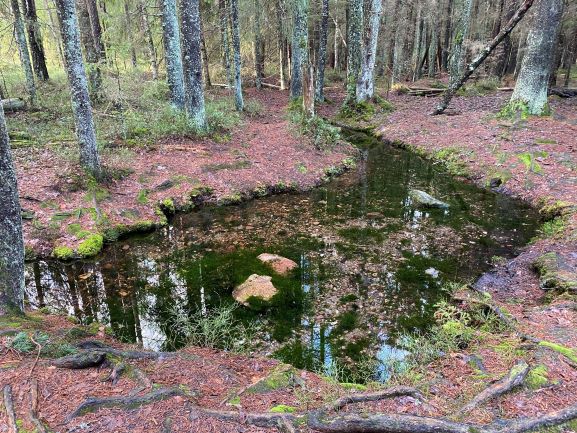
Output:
180,0,207,129
230,0,244,110
510,0,564,115
77,0,103,101
54,0,102,176
290,0,309,98
160,0,185,109
345,0,363,104
11,0,36,104
139,0,159,80
0,100,25,316
22,0,50,81
315,0,329,101
448,0,473,82
356,0,382,102
219,0,233,87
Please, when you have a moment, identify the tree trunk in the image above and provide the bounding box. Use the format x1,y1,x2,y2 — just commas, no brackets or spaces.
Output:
411,1,423,81
219,0,233,87
448,0,473,81
230,0,244,110
356,0,382,102
124,0,138,68
391,0,407,84
275,0,288,90
253,0,264,89
76,0,103,101
85,0,106,60
139,0,159,80
428,1,440,78
344,0,362,103
44,0,65,68
315,0,329,101
160,0,185,109
510,0,564,115
441,0,453,71
433,0,534,115
200,16,212,87
54,0,102,176
290,0,309,98
21,0,50,81
564,23,577,87
180,0,207,129
11,0,36,104
0,100,24,316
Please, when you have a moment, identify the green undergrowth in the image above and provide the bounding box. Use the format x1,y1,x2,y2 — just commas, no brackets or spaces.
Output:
337,96,394,124
288,98,341,150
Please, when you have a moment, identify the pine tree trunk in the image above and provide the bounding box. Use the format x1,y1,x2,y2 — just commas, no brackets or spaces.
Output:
219,0,233,87
124,0,138,68
411,1,423,81
253,0,264,89
510,0,563,115
0,100,25,316
180,0,207,129
356,0,382,102
230,0,244,110
21,0,50,81
492,0,517,77
290,0,309,98
428,1,440,78
139,0,159,80
85,0,106,60
54,0,102,176
448,0,473,82
441,0,453,71
11,0,36,104
200,16,212,87
315,0,329,101
160,0,185,109
276,0,288,90
391,0,407,84
345,0,362,103
76,0,103,101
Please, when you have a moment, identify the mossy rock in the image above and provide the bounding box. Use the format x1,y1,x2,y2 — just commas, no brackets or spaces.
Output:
533,252,577,293
246,365,297,394
539,200,575,221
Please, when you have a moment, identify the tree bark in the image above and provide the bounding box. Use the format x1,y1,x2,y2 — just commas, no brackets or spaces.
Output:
21,0,50,81
160,0,185,109
54,0,102,176
315,0,329,101
85,0,106,60
180,0,207,130
76,0,103,101
510,0,564,115
230,0,244,110
139,0,159,80
433,0,534,115
290,0,309,98
11,0,36,104
356,0,383,102
491,0,518,78
0,100,25,315
448,0,473,81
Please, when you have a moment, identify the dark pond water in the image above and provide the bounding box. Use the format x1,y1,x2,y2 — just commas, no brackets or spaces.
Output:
25,131,540,381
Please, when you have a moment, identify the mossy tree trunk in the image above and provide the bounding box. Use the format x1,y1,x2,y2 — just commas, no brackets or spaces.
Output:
160,0,185,109
510,0,564,115
11,0,36,104
22,0,50,81
180,0,207,130
356,0,382,102
0,100,25,316
315,0,329,101
290,0,309,98
344,0,362,104
230,0,244,110
55,0,102,177
448,0,473,83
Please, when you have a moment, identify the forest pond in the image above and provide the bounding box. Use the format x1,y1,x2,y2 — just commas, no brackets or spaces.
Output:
25,132,540,381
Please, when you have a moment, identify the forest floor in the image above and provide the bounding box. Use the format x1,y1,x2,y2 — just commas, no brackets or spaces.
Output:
2,85,577,432
9,86,355,259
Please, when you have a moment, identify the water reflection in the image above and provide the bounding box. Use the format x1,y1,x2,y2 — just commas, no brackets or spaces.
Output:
25,135,539,380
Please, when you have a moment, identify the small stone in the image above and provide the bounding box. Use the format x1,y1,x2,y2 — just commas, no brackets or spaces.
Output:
257,253,298,275
408,189,449,209
233,274,278,306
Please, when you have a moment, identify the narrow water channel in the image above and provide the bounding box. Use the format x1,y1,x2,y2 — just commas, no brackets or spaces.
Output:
25,132,539,381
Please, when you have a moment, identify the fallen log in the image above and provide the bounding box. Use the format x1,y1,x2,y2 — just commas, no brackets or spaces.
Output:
2,98,26,112
262,82,282,90
2,385,18,433
52,350,106,369
458,360,529,416
549,87,577,98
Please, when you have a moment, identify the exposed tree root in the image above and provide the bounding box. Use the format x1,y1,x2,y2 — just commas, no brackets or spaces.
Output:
330,386,425,411
66,387,188,422
52,350,106,369
105,362,125,385
30,379,52,433
2,385,18,433
191,406,298,430
76,341,175,360
457,360,529,416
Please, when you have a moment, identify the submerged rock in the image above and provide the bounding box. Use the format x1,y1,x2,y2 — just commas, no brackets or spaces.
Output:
409,189,449,209
257,253,298,275
533,252,577,293
233,274,278,306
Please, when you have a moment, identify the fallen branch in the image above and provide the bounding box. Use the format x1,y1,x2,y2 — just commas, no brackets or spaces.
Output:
30,379,51,433
458,360,529,416
2,385,18,433
549,87,577,98
262,82,282,90
66,387,188,422
29,335,43,378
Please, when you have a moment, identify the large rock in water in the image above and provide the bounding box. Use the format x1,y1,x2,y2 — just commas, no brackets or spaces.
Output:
533,252,577,293
233,274,278,306
257,253,298,275
409,189,449,209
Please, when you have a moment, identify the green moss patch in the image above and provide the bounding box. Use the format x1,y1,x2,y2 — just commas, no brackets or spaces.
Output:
77,234,104,257
269,404,297,413
53,245,74,260
246,365,296,394
526,364,549,389
538,341,577,364
533,252,577,293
